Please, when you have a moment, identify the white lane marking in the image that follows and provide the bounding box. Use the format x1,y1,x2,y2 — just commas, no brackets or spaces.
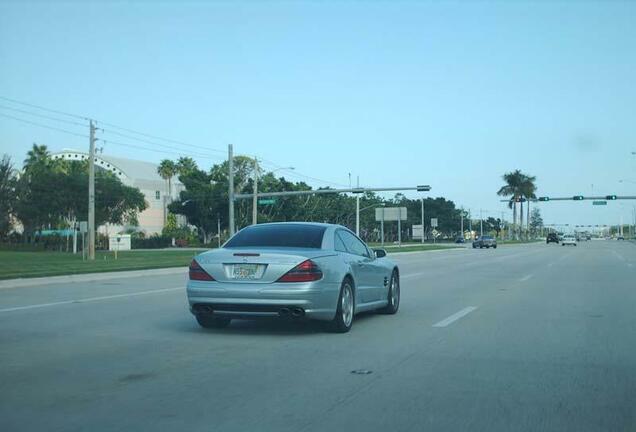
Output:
612,250,626,262
0,287,182,313
548,263,554,267
433,306,478,328
519,274,533,282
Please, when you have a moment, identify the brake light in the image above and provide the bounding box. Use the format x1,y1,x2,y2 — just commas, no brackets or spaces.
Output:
277,260,323,283
189,260,215,281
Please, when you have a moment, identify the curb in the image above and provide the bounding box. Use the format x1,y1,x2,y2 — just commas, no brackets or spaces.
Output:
0,266,188,290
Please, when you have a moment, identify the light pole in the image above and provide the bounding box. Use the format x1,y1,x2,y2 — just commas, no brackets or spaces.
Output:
420,197,425,244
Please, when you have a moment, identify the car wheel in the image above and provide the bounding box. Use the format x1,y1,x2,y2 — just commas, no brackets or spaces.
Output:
493,245,497,249
472,244,477,249
379,270,400,315
196,315,231,329
329,279,355,333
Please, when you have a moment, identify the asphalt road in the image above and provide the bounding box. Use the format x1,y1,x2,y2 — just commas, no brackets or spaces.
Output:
1,240,635,432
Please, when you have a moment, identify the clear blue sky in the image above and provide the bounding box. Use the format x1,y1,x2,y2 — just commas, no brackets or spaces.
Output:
1,1,635,229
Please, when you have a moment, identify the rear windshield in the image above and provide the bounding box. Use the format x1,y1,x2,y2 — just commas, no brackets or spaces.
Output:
224,224,327,249
482,236,494,240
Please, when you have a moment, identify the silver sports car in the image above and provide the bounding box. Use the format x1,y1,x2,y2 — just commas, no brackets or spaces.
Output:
187,222,400,332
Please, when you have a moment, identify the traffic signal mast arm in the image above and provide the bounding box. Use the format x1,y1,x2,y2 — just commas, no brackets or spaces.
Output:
501,195,635,202
235,185,431,199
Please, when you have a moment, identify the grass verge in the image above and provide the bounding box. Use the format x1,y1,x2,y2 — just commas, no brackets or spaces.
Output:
0,249,208,280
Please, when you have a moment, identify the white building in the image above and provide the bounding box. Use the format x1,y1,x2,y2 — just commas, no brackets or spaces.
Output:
52,150,184,235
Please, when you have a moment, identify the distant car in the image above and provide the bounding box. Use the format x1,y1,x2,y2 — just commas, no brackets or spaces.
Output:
617,236,625,240
561,235,577,246
455,237,465,243
586,235,592,241
473,235,497,249
546,233,559,244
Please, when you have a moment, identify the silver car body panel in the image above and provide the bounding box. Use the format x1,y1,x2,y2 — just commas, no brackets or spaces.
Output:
186,223,398,321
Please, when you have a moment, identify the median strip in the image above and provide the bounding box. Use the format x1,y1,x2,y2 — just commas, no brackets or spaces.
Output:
432,306,478,328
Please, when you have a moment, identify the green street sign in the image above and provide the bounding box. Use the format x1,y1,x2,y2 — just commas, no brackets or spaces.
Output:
592,200,607,206
258,199,276,205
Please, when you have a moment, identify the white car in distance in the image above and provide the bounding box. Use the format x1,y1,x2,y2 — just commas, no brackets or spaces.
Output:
561,235,577,246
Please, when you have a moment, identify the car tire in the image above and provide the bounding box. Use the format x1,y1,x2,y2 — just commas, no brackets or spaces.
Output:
379,270,400,315
472,244,477,249
329,278,355,333
493,245,497,249
196,315,232,329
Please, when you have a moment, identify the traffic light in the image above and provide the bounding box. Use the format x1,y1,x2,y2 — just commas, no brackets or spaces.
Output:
538,197,550,202
573,196,584,201
606,195,617,200
417,185,431,192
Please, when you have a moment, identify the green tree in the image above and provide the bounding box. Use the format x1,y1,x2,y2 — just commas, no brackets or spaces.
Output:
520,173,537,239
497,170,525,239
0,155,17,239
529,207,543,236
157,159,177,198
176,157,198,176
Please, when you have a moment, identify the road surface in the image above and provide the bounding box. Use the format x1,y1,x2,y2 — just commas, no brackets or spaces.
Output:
1,241,635,431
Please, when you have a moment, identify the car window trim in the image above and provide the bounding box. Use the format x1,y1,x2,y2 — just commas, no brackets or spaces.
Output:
336,229,371,258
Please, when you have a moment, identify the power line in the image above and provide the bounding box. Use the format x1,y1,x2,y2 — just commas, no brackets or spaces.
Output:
99,127,225,160
259,158,349,188
0,113,89,139
0,104,87,127
0,95,226,155
0,95,88,120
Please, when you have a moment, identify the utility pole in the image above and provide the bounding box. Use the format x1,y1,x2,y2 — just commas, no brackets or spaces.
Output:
217,214,221,248
228,144,235,236
252,157,259,225
460,210,464,238
355,176,360,236
480,208,483,237
420,197,424,244
380,206,385,247
397,206,402,247
88,120,96,260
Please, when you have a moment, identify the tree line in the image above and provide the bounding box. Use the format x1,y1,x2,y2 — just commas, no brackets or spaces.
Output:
0,145,147,242
158,157,475,243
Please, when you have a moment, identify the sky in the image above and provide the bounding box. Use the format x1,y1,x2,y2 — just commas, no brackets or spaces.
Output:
1,0,635,230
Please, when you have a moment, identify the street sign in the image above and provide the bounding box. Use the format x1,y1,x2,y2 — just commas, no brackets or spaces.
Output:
431,218,438,228
375,207,407,221
258,199,276,205
431,229,440,238
592,201,607,206
78,221,88,233
412,224,423,239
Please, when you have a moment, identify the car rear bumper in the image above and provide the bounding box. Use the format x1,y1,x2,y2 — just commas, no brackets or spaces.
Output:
186,280,341,321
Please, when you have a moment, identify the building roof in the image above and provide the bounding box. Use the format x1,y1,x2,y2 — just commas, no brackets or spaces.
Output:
52,149,179,184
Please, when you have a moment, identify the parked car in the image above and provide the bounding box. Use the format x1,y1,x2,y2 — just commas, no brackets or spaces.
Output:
617,235,625,240
186,222,400,333
455,236,465,243
472,235,497,249
546,233,559,244
561,235,577,246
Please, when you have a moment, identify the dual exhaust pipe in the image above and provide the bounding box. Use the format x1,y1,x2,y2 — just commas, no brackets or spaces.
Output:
194,304,305,318
279,307,305,318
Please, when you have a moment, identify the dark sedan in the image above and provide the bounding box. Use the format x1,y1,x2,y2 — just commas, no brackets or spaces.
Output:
473,235,497,249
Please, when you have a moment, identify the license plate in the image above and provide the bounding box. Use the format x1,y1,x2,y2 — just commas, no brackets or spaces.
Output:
232,264,260,280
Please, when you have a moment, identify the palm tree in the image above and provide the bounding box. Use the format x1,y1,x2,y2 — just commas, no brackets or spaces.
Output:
497,170,524,239
157,159,177,199
157,159,177,226
176,157,197,176
23,143,50,172
520,174,537,240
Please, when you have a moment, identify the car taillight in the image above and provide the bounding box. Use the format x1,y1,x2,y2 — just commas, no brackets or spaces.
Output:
277,260,323,283
189,260,215,281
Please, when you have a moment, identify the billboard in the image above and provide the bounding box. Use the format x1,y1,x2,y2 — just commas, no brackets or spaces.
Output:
375,207,407,221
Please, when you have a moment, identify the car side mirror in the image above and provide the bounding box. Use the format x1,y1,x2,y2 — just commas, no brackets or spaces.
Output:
373,249,387,258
